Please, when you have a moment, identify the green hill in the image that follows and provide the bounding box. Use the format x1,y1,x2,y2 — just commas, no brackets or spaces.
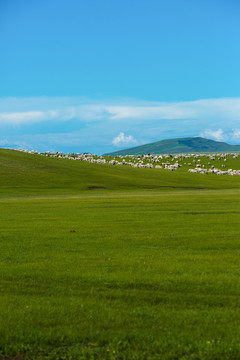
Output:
103,137,240,156
1,148,240,196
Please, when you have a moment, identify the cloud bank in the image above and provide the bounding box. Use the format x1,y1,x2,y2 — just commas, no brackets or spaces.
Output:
200,129,225,142
0,96,240,154
1,97,240,125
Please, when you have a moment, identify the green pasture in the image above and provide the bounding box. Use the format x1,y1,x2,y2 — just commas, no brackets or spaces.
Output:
1,150,240,359
1,149,240,196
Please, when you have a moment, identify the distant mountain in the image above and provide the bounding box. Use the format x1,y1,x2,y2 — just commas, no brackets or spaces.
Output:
103,137,240,156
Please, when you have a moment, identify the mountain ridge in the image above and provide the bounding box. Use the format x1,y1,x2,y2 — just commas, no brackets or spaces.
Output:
103,137,240,156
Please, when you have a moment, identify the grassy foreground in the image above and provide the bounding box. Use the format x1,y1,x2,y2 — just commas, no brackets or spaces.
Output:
1,150,240,359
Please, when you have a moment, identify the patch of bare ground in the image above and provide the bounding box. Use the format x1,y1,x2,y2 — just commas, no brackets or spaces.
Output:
88,186,108,190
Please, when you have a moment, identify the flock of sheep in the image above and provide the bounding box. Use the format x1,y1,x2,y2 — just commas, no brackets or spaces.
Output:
17,149,240,176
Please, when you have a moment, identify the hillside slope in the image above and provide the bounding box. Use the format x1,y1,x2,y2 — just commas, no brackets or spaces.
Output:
1,149,240,195
103,137,240,156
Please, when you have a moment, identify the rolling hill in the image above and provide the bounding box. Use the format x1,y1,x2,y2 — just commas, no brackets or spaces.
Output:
103,137,240,156
1,148,240,196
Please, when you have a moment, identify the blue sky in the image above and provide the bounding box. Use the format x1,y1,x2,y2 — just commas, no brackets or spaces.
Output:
0,0,240,154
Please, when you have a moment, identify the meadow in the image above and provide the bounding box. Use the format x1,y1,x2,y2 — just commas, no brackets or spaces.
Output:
1,150,240,359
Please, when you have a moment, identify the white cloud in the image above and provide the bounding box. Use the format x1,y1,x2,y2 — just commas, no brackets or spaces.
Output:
232,129,240,139
0,111,55,125
1,97,240,125
112,132,137,147
200,129,225,141
0,106,108,125
105,105,193,120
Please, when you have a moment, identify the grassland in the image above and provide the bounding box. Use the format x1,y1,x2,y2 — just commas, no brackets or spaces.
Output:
1,149,240,359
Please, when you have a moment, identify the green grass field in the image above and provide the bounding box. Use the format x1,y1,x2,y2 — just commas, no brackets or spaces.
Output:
1,150,240,359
